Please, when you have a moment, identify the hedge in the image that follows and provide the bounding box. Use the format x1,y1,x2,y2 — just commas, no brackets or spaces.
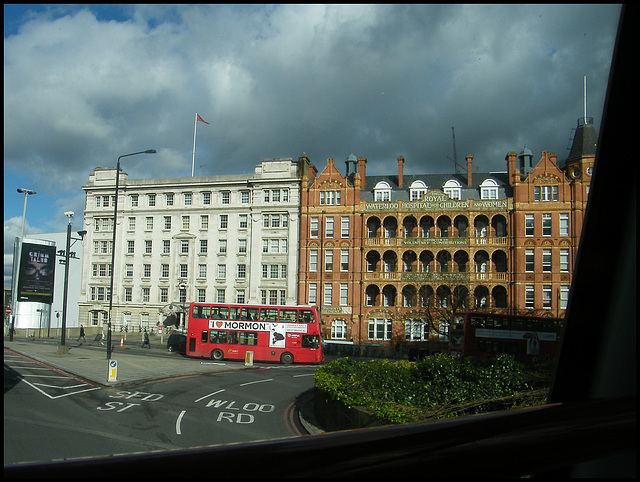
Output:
314,353,548,424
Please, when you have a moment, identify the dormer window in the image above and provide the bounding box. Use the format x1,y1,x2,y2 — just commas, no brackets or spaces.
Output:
374,181,392,202
480,179,499,199
443,179,461,200
410,180,428,200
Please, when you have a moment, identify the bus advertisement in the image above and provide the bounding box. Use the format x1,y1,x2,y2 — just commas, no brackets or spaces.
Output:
185,303,324,364
449,312,563,361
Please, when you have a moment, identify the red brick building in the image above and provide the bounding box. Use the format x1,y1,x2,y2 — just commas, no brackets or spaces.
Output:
298,118,594,357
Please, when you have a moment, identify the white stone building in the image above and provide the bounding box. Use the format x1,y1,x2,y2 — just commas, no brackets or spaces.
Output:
78,158,304,334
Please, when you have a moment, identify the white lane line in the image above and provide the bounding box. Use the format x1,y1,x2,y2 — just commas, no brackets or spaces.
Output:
176,410,186,435
194,389,225,403
239,378,273,386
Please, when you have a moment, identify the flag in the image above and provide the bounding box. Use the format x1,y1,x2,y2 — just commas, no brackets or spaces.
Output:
196,113,210,124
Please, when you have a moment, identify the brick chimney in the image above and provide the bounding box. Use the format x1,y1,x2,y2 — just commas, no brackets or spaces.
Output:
357,156,367,187
466,154,473,186
505,151,517,185
397,156,404,187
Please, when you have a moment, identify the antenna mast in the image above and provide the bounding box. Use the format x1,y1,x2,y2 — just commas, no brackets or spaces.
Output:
583,76,588,121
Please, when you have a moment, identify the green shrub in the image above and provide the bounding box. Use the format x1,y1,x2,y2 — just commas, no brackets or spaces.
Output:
315,353,541,423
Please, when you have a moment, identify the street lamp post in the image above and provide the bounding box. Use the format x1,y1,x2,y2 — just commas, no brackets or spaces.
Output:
60,211,85,352
10,188,36,341
107,150,156,359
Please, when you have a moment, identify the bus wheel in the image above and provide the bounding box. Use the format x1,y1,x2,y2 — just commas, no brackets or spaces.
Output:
280,352,294,365
211,349,224,361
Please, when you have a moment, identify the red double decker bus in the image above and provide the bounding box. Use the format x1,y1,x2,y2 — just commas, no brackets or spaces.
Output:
185,303,324,364
449,312,563,361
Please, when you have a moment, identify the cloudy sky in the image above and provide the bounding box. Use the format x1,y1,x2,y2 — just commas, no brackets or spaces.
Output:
4,4,621,285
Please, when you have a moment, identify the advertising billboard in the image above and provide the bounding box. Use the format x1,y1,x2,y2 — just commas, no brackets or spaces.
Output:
17,242,56,304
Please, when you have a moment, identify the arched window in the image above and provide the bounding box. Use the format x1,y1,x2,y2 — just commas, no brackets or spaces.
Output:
480,178,499,199
374,181,392,201
410,180,428,200
443,179,461,199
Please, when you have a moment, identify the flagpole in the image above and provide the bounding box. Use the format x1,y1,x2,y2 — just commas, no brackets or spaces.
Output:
191,113,198,177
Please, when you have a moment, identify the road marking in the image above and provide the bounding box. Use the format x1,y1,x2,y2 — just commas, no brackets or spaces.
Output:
176,410,186,435
194,389,225,403
239,378,273,386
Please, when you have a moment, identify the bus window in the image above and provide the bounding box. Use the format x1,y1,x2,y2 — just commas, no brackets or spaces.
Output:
301,334,319,348
194,306,210,319
229,307,240,320
299,309,314,323
201,331,208,344
240,308,259,320
239,331,258,345
211,306,229,320
209,330,227,344
260,308,278,321
280,309,297,323
227,331,238,344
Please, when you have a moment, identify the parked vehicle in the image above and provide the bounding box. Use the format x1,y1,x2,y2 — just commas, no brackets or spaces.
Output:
167,333,187,353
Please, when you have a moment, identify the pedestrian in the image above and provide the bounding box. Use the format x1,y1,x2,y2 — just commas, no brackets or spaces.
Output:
141,329,151,349
77,324,86,342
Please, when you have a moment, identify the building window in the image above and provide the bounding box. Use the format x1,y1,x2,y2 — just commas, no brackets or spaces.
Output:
443,179,461,199
217,289,225,303
143,264,151,277
202,192,211,205
142,288,150,303
238,239,247,254
480,179,499,199
236,289,245,304
200,239,208,254
160,288,168,303
325,217,334,238
560,285,570,309
341,217,350,237
217,264,226,279
198,264,207,278
163,240,170,254
542,249,552,272
341,250,349,271
325,250,333,271
308,283,317,304
324,284,332,306
127,240,135,254
148,194,156,207
331,320,347,340
525,214,535,236
145,240,152,254
310,217,319,238
241,191,250,204
184,193,192,205
525,285,535,309
166,193,174,206
124,287,132,302
197,288,206,303
220,215,228,229
221,191,230,204
542,214,552,236
340,284,348,306
535,185,558,202
164,216,171,230
374,181,391,201
180,264,188,278
559,213,570,236
181,239,189,254
239,214,248,229
309,250,318,272
182,215,190,230
560,249,570,272
410,180,428,200
543,285,552,309
237,264,246,279
162,264,169,278
219,240,227,254
405,320,429,341
130,195,138,207
201,215,209,230
368,318,392,340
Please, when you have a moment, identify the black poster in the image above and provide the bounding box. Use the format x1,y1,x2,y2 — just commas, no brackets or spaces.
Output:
17,242,56,304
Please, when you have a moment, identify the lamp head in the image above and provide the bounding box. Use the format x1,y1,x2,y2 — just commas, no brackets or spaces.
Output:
64,211,74,219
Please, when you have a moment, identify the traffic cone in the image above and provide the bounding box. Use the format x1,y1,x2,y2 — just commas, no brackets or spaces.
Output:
120,336,124,347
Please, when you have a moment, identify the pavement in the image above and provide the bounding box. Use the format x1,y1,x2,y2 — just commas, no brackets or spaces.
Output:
3,334,326,434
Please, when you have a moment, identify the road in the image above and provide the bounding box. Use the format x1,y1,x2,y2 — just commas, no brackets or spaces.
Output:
4,348,318,465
